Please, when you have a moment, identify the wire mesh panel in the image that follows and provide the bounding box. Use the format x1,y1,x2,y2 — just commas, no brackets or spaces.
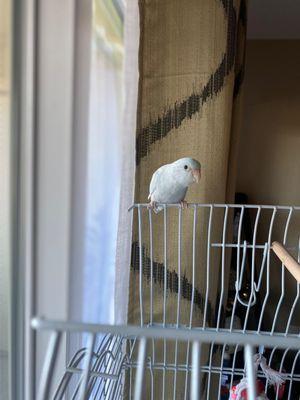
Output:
129,204,300,335
33,203,300,399
32,319,300,400
55,334,127,399
128,203,300,399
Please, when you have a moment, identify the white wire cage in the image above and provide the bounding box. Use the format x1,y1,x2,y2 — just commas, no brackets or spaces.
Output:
33,203,300,400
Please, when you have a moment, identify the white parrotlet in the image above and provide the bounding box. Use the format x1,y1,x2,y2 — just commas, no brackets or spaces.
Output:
148,157,201,213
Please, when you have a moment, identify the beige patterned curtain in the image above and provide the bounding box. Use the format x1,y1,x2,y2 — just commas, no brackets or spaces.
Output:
127,0,247,397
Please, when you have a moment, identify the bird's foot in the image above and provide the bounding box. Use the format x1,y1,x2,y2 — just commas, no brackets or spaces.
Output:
180,200,188,209
147,200,157,210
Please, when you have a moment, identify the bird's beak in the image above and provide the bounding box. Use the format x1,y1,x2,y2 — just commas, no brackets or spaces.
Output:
192,168,201,183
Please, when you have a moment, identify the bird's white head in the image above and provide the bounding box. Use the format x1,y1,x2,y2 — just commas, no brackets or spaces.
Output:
172,157,201,187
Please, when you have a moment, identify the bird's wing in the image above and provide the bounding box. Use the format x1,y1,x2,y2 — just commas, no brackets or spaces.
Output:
148,165,167,200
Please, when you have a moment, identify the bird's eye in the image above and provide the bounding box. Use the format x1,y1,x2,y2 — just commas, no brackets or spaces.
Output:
184,165,188,170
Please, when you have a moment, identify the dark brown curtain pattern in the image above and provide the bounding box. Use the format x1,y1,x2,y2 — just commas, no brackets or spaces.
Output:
128,0,247,397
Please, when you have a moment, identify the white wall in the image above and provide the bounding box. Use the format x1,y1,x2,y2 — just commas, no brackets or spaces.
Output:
34,1,76,394
237,40,300,207
248,1,300,39
0,0,11,398
237,40,300,327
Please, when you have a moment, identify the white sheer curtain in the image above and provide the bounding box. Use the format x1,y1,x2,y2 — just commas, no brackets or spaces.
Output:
114,0,139,324
82,0,139,325
82,3,124,324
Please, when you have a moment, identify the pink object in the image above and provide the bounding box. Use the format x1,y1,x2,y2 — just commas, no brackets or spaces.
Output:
230,380,265,399
229,353,286,400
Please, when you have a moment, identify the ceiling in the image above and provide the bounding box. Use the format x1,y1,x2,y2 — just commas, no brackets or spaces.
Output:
247,0,300,39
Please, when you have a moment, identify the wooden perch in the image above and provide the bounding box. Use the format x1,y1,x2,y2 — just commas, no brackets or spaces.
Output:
272,241,300,283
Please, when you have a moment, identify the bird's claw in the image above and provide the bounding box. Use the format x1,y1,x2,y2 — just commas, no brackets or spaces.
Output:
180,200,188,209
147,201,157,210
